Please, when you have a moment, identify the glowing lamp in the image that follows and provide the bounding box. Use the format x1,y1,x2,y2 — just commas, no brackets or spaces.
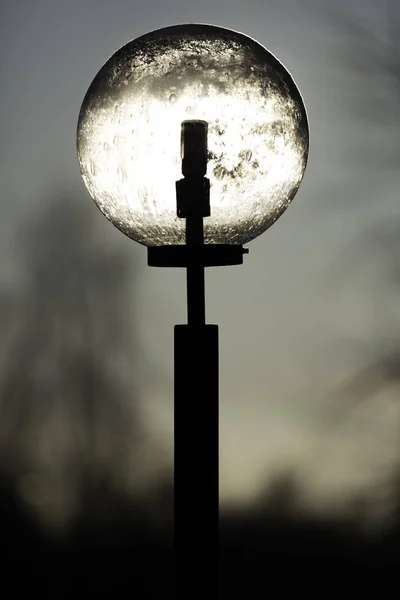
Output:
77,24,308,247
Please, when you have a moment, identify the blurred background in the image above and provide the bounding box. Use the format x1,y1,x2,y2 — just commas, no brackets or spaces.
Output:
1,0,400,588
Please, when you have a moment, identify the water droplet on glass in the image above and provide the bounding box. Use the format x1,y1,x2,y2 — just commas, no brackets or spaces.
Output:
214,166,226,181
186,106,192,114
246,150,253,162
169,93,177,104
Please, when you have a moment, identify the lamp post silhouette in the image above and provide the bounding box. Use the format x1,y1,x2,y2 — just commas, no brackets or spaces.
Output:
77,23,308,594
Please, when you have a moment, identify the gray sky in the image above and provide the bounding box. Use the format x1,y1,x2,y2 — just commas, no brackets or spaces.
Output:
1,0,399,513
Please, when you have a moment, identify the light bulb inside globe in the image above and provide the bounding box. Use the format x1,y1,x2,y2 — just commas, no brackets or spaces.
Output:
77,24,309,246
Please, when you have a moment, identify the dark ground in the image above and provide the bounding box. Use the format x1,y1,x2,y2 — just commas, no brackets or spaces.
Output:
2,475,400,596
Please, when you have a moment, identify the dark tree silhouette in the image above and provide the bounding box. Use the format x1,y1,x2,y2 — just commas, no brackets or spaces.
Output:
310,0,400,162
310,2,400,394
304,4,400,548
0,189,168,549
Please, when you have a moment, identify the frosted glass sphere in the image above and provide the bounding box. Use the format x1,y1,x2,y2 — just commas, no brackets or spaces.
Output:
77,24,309,246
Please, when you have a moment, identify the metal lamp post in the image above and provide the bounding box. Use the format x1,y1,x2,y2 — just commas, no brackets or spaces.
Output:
77,23,309,596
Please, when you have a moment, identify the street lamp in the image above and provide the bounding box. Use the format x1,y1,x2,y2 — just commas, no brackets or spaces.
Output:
77,22,308,594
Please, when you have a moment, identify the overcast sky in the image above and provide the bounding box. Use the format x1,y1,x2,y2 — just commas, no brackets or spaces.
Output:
1,0,399,512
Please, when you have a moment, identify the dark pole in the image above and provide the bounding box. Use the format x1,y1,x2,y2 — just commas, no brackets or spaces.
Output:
175,121,219,596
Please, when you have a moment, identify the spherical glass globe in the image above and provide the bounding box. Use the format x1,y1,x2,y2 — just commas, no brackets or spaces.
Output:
77,24,309,246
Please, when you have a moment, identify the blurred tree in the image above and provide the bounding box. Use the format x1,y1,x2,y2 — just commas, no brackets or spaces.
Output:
308,0,400,366
309,2,400,532
0,190,163,538
309,0,399,166
256,469,303,516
